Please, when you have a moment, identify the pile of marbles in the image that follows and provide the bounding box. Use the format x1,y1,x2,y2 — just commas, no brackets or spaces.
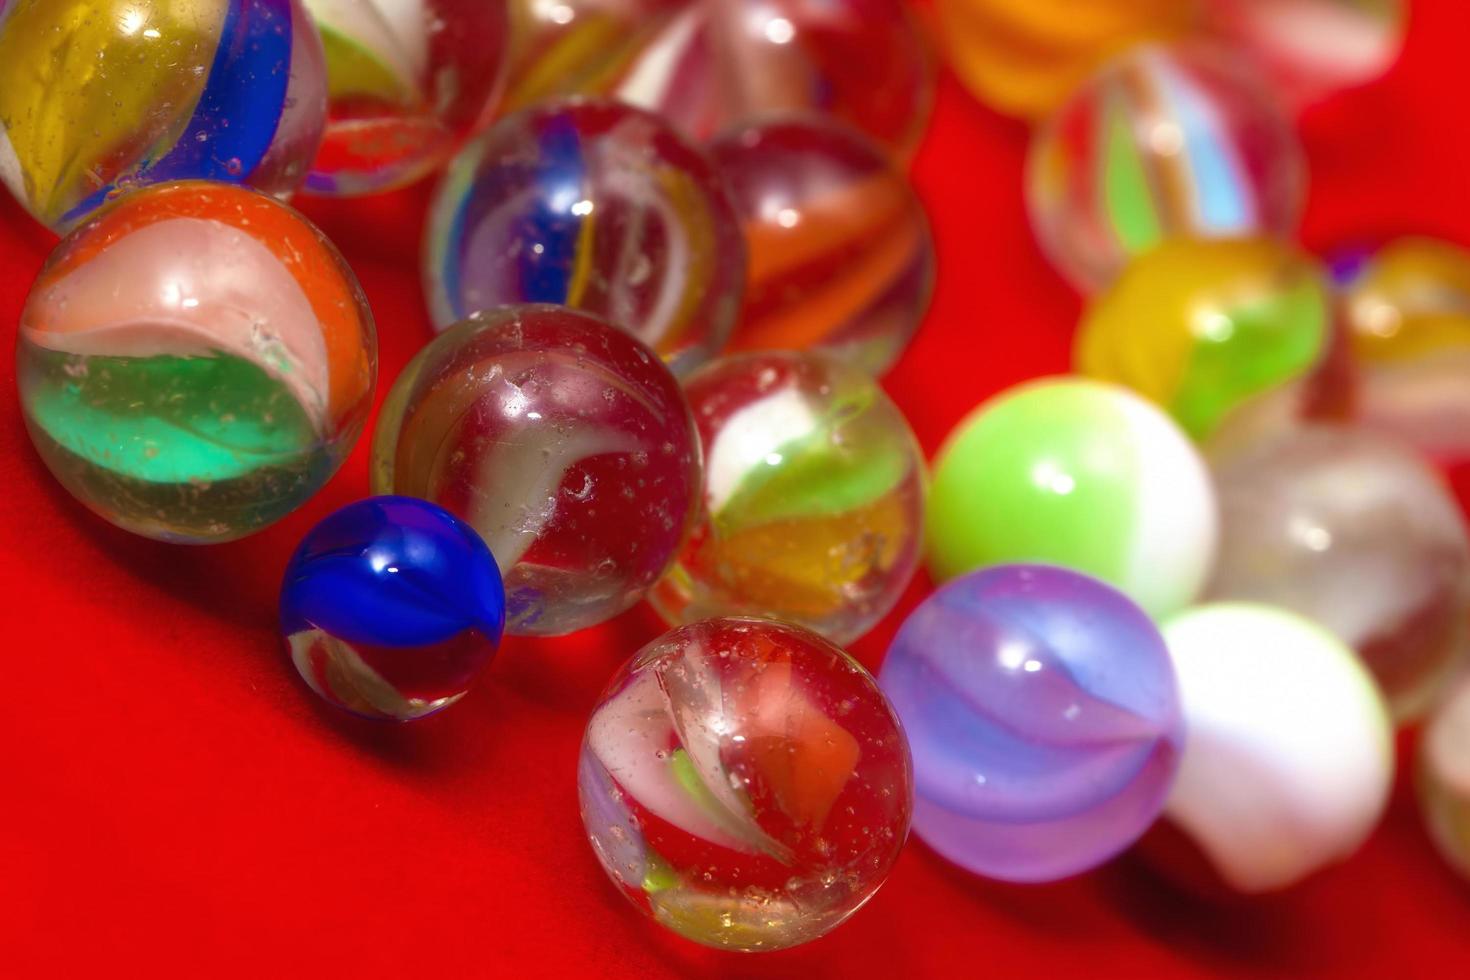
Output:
992,0,1470,901
4,0,1469,959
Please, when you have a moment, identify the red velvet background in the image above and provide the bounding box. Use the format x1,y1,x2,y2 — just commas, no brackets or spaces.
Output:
5,2,1470,974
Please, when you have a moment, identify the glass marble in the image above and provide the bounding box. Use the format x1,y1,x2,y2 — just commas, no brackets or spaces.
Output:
707,115,936,377
1418,675,1470,882
1339,237,1470,355
280,496,505,722
499,0,934,159
1202,0,1406,110
1216,237,1470,500
17,181,377,543
1159,604,1393,893
936,0,1192,120
880,565,1183,883
578,618,912,951
302,0,509,195
1337,236,1470,476
1206,426,1470,721
1076,237,1331,440
927,378,1217,620
1028,42,1306,293
0,0,327,233
423,99,745,376
371,305,702,637
648,351,926,645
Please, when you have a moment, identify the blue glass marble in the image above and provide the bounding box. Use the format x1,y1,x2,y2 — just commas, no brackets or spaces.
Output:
422,98,746,375
879,564,1185,883
280,496,505,721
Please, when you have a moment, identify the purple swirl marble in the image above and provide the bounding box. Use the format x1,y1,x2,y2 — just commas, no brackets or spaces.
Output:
880,564,1185,883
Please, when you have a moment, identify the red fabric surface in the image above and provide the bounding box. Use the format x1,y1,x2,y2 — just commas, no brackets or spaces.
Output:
5,3,1470,975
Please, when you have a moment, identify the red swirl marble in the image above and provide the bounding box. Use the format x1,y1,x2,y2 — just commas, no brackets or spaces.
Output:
371,305,702,636
578,618,913,950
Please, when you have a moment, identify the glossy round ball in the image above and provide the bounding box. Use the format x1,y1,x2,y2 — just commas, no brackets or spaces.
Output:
1159,604,1393,893
303,0,509,195
708,115,936,376
1028,42,1305,293
424,99,745,375
649,351,926,645
881,565,1184,883
371,305,701,637
927,378,1218,620
1418,676,1470,882
1338,237,1470,476
578,618,913,951
1077,237,1331,440
1207,426,1470,720
936,0,1192,119
0,0,328,232
1202,0,1406,110
1339,237,1470,356
17,182,377,543
281,497,506,721
498,0,934,159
